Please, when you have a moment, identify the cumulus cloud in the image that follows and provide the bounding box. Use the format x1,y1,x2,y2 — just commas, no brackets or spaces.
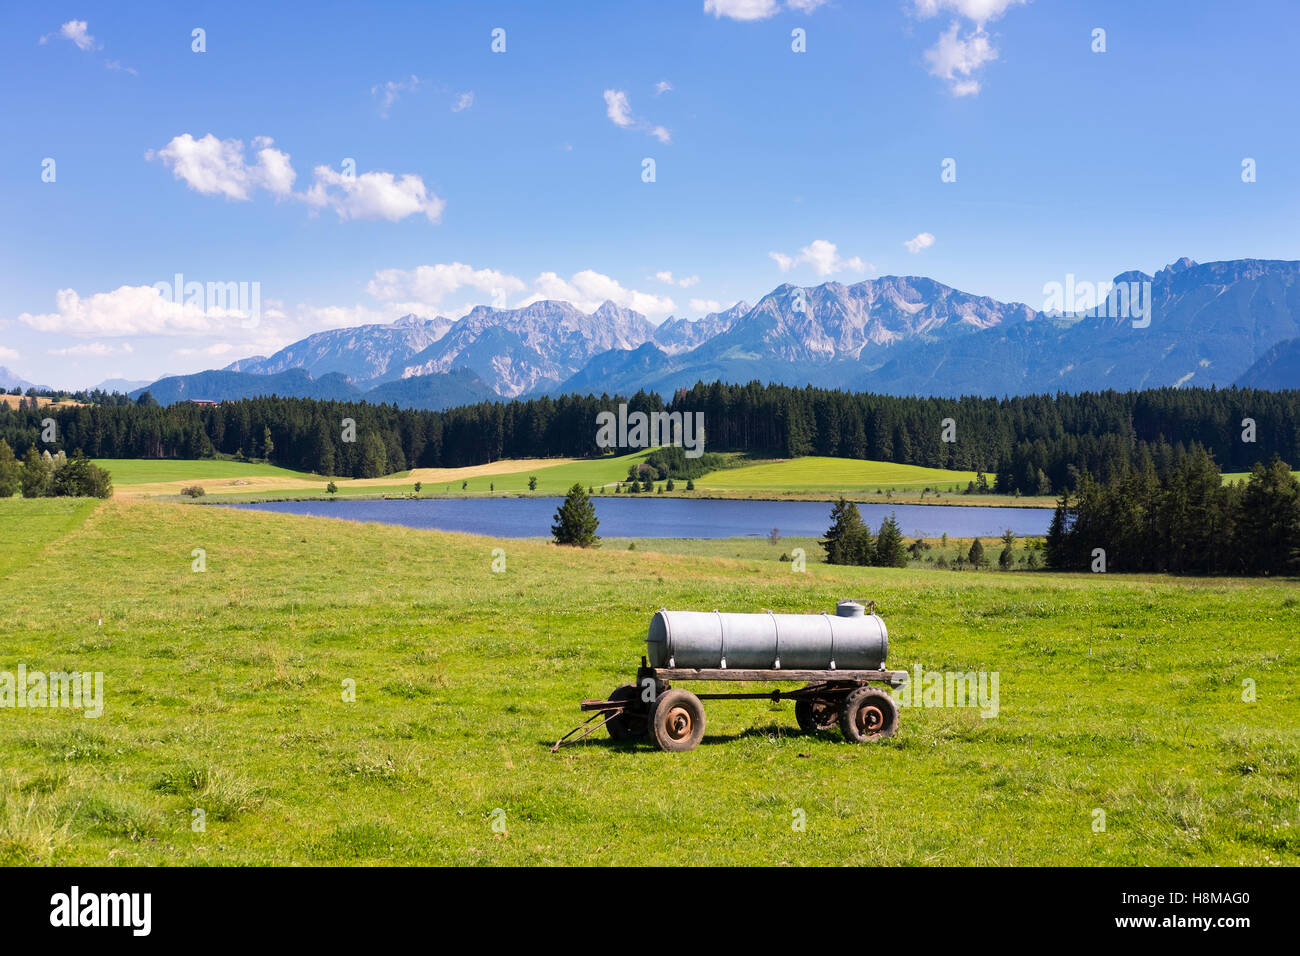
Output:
911,0,1027,96
42,20,98,50
690,298,723,314
912,0,1026,23
769,239,870,276
147,134,296,200
303,166,445,223
924,23,997,96
372,75,421,118
603,89,671,143
149,133,444,223
451,91,475,112
18,285,253,337
604,90,634,127
704,0,781,20
41,19,137,74
654,271,700,288
704,0,825,20
904,232,936,253
0,346,20,361
367,263,525,309
655,80,674,95
522,270,675,318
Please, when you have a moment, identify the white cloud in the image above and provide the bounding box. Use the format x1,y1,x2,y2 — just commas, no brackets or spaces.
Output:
522,270,675,318
147,134,295,200
41,20,137,74
62,19,96,49
911,1,1027,96
904,232,936,253
303,166,445,223
18,286,252,337
924,23,997,96
704,0,781,21
42,20,98,50
769,239,870,276
704,0,825,20
912,0,1025,24
655,271,700,287
690,298,723,314
47,342,134,357
372,75,420,118
452,91,475,112
655,80,674,95
0,347,19,361
604,89,634,127
604,89,671,143
367,263,525,308
149,133,443,224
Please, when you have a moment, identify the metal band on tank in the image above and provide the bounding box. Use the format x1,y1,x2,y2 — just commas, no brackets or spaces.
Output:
715,609,726,669
768,610,780,669
822,612,836,669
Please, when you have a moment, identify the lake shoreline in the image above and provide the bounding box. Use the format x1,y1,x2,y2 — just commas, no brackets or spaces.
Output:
189,490,1059,509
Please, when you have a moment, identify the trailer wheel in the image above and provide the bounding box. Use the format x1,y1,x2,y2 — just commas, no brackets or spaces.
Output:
795,699,839,733
840,686,898,742
605,685,648,741
650,689,706,752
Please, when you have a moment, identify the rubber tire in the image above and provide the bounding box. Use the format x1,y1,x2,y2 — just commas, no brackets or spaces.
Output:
649,689,706,752
839,686,899,742
795,698,840,733
605,684,648,742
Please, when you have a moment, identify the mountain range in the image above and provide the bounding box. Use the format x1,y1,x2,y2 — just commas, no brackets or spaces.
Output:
103,257,1300,408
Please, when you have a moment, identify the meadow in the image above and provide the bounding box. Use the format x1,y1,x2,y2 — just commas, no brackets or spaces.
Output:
99,453,1031,505
0,497,1296,866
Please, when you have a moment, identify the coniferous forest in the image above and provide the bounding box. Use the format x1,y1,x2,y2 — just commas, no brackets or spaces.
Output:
2,383,1298,497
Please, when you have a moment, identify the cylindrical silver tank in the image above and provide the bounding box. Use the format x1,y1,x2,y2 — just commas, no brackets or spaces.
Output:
646,600,888,670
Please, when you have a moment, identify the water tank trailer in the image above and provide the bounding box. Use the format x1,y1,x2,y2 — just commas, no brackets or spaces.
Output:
553,600,908,752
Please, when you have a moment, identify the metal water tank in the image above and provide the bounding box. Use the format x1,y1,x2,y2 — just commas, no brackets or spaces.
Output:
646,600,888,670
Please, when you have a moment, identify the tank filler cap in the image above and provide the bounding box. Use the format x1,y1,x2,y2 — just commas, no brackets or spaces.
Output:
835,600,865,618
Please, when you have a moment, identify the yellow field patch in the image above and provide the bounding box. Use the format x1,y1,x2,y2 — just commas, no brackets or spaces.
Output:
114,457,580,498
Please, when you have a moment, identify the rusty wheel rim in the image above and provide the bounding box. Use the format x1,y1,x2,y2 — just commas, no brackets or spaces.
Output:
856,703,885,735
664,705,693,741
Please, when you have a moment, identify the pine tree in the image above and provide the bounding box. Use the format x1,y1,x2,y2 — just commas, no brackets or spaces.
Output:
873,513,907,567
820,498,873,566
1235,458,1300,575
0,439,20,498
968,538,987,569
552,483,600,547
19,445,49,498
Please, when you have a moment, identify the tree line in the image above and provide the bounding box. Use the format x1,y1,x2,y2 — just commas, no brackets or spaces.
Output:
1,382,1297,491
1045,451,1300,575
0,441,113,499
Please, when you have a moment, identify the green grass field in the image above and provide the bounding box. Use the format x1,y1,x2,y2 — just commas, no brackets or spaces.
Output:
695,456,980,493
1,497,1296,866
95,458,323,485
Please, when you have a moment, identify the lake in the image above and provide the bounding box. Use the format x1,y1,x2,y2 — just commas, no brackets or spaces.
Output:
227,497,1053,539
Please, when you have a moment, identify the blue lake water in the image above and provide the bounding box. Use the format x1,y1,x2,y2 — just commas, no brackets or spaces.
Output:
227,497,1053,540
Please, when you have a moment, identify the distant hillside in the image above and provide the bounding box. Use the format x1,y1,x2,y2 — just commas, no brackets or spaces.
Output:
364,367,496,409
1236,337,1300,389
132,368,361,404
0,366,49,392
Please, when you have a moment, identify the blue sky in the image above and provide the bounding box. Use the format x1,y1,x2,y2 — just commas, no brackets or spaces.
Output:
3,0,1299,389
